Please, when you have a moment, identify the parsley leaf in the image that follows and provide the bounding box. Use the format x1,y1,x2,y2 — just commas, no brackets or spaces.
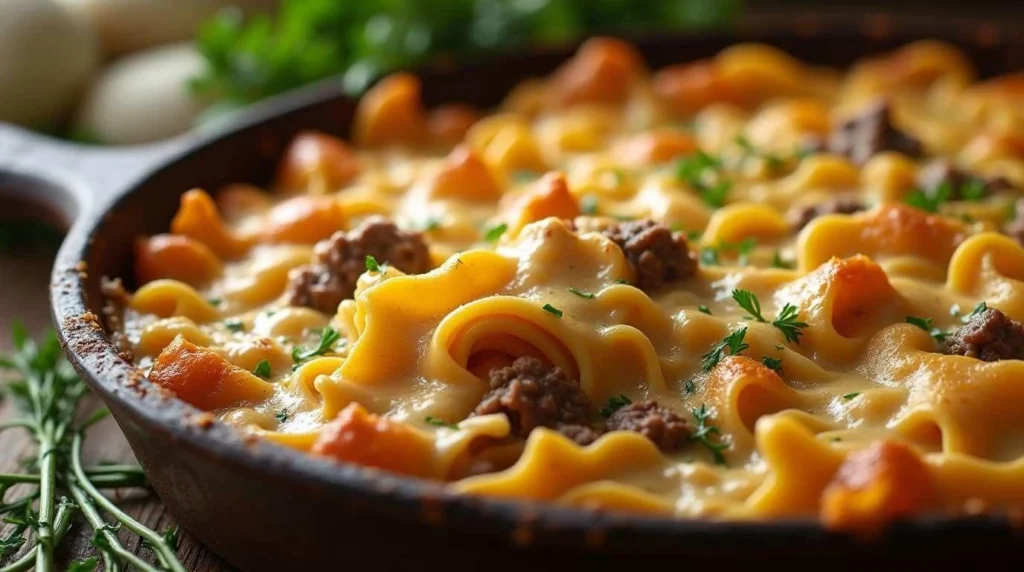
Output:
701,238,756,267
541,303,563,318
698,304,711,315
684,379,696,394
676,150,731,208
732,289,766,322
292,326,341,364
904,182,951,213
961,178,987,201
484,223,508,242
207,297,222,307
963,301,987,322
426,416,460,430
580,195,599,215
252,359,272,379
423,217,442,231
761,356,782,372
224,318,244,332
735,135,784,170
568,287,595,299
773,304,808,343
365,255,381,272
701,327,749,372
843,392,861,399
906,315,950,342
599,394,632,418
690,403,729,465
771,250,794,269
275,410,289,423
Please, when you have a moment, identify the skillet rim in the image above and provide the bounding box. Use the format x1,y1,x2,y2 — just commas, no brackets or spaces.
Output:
49,11,1024,553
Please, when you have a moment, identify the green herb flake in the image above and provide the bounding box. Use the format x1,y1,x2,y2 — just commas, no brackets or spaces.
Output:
906,315,950,342
292,326,342,364
224,318,245,332
275,410,289,423
771,250,794,269
484,223,508,242
960,179,987,201
423,217,442,231
426,416,460,430
568,287,595,299
773,303,808,343
541,303,563,318
904,183,951,213
580,195,600,215
701,327,749,372
761,356,782,372
690,403,729,465
599,395,632,418
207,297,222,307
698,304,712,315
843,392,861,400
732,289,766,322
253,359,272,379
676,150,731,208
365,254,381,272
963,301,988,322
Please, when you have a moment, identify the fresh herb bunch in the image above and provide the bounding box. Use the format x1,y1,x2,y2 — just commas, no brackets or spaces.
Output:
191,0,743,111
0,325,185,572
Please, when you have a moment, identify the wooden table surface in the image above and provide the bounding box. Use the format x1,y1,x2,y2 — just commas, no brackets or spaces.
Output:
0,235,232,571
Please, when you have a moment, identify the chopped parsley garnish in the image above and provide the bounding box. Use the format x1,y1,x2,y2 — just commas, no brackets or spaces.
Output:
207,297,222,307
224,318,244,332
613,278,630,285
292,326,342,364
541,303,563,318
732,290,808,343
963,301,987,322
252,359,272,379
732,289,766,322
904,183,951,213
676,150,731,208
961,179,987,201
512,170,537,183
701,327,749,372
599,394,632,417
761,356,782,372
425,416,460,430
735,135,784,170
842,392,861,400
484,223,508,242
684,379,696,394
686,230,703,242
771,250,794,269
905,316,950,342
423,217,442,231
580,195,599,215
701,238,756,267
568,287,595,299
698,304,711,315
364,255,381,272
773,303,809,343
690,403,728,465
275,410,289,423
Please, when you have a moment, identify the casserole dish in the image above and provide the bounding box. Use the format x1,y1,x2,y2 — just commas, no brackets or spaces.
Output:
2,12,1023,569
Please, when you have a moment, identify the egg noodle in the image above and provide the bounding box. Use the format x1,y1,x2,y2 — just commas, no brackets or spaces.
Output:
110,38,1024,532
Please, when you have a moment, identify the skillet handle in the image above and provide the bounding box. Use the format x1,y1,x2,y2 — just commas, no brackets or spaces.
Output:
0,122,195,228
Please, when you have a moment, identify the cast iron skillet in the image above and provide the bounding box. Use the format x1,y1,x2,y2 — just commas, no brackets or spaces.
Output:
3,13,1024,570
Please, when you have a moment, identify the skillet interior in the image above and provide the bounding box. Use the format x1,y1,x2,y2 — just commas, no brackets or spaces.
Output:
51,15,1024,568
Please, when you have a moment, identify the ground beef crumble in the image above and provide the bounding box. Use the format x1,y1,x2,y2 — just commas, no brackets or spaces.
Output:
945,307,1024,361
788,195,866,231
600,219,697,290
826,100,923,164
285,217,430,313
471,357,594,443
604,400,691,453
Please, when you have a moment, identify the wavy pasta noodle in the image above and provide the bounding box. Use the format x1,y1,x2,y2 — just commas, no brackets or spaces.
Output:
107,38,1024,532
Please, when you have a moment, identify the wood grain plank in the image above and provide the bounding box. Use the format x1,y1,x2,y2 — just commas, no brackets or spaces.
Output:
0,242,233,571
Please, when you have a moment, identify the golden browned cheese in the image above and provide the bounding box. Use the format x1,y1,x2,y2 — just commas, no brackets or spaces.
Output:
119,39,1024,529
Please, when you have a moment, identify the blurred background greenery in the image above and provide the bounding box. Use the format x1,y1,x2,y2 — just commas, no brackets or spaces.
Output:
190,0,742,115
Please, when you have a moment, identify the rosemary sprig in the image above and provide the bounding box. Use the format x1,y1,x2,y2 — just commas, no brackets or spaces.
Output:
0,325,185,571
